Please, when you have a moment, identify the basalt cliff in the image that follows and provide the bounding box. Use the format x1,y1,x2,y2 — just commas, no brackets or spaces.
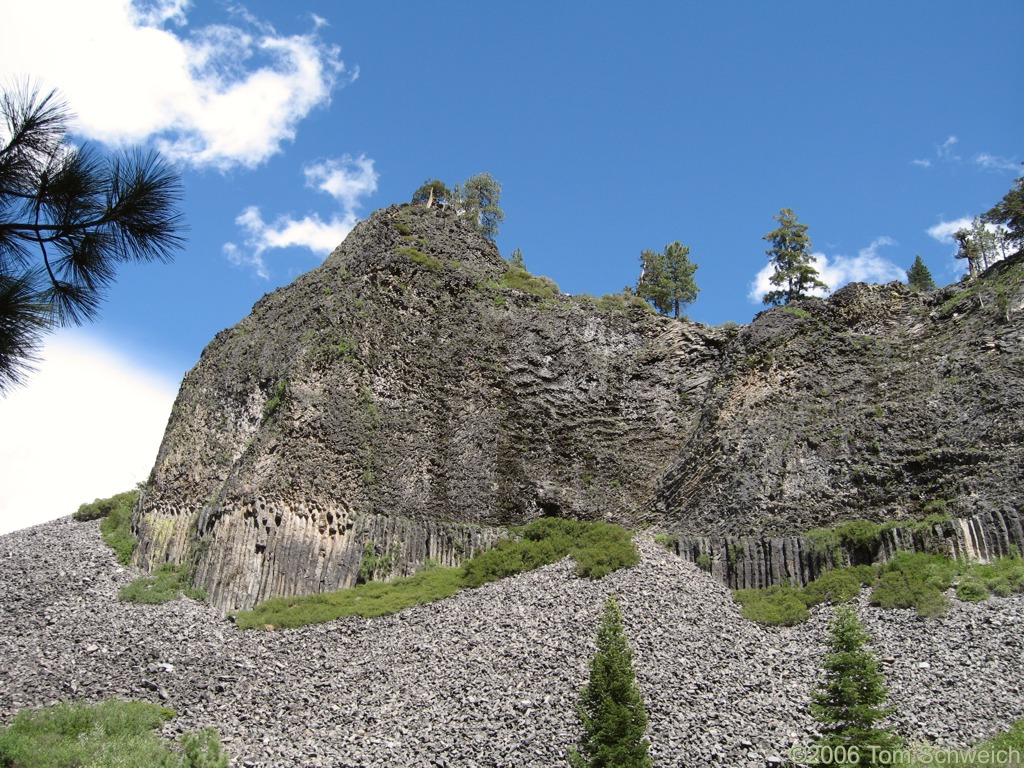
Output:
134,204,1024,610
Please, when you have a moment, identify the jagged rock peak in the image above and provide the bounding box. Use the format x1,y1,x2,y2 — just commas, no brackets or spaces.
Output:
323,203,509,281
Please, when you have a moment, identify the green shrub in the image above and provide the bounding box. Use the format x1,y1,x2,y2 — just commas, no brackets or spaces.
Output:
737,550,1023,627
119,563,202,605
594,291,654,314
500,267,559,299
653,532,679,551
986,577,1013,597
869,552,958,618
462,518,638,585
74,490,137,522
807,519,886,566
919,499,950,518
802,566,877,607
727,540,746,569
835,520,884,557
956,579,989,602
98,492,138,565
695,553,712,572
971,557,1024,594
734,586,810,626
0,699,228,768
357,542,394,584
807,527,842,562
263,379,288,418
570,522,640,579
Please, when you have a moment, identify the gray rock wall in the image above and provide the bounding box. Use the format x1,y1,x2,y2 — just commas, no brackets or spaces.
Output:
135,201,1024,612
134,205,714,610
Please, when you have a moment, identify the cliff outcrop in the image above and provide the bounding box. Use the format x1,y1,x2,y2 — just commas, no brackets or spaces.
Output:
134,203,1024,610
654,259,1024,536
135,205,718,609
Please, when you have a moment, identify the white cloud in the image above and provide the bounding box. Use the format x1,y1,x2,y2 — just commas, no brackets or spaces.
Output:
938,135,960,161
913,137,1018,176
973,152,1019,173
306,156,379,209
0,331,177,536
132,0,189,27
225,154,378,278
927,217,973,244
0,0,347,170
748,238,906,304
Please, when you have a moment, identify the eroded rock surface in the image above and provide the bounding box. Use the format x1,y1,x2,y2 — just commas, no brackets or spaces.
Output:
136,205,717,610
135,201,1024,610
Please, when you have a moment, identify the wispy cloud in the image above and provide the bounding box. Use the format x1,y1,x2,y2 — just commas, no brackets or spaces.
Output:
913,136,1018,175
224,154,379,278
0,0,348,170
747,238,906,304
938,136,960,161
973,152,1020,173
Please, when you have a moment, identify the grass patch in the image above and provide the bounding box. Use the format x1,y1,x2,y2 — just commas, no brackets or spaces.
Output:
735,553,1024,625
905,718,1024,767
97,492,138,566
734,586,810,626
73,490,138,522
235,566,465,630
0,699,228,768
394,245,442,271
499,267,559,299
120,563,205,605
235,518,639,630
653,532,679,551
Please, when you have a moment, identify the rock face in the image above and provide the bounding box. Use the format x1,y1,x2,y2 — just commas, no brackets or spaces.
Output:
653,261,1024,537
135,202,1024,610
135,205,716,610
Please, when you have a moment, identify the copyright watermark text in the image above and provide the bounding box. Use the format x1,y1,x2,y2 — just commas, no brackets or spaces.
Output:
787,743,1022,765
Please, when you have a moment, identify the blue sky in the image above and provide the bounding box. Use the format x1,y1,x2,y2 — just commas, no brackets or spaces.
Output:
1,0,1021,532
